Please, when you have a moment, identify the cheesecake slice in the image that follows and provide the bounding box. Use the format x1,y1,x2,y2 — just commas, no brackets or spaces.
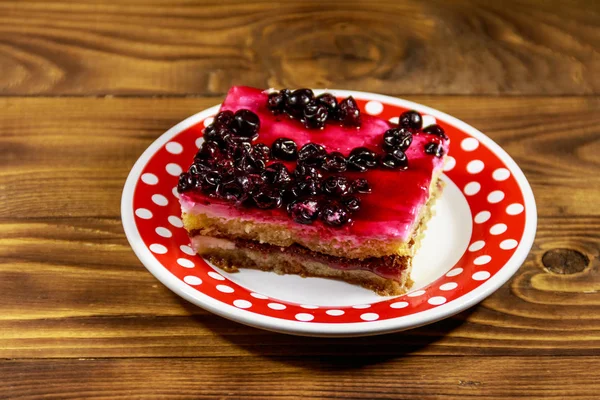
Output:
177,86,449,295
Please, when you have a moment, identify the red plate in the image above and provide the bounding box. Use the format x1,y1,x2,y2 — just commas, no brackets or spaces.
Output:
122,90,536,337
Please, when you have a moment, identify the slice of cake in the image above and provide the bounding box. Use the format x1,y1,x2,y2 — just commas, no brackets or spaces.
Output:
177,86,449,295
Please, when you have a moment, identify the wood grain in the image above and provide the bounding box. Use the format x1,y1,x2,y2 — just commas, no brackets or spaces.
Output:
1,357,599,399
0,96,598,363
0,0,598,96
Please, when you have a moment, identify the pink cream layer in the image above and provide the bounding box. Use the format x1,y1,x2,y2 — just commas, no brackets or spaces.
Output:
181,86,449,243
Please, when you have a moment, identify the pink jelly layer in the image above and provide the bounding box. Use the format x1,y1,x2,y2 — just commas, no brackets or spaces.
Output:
181,86,449,243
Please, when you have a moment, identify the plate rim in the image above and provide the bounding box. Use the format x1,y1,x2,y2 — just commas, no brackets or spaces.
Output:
121,89,537,337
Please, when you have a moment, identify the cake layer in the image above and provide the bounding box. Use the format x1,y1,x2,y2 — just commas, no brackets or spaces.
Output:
195,236,413,296
180,86,449,247
182,178,443,259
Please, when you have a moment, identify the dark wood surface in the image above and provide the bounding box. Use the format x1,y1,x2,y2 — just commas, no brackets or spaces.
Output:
1,1,599,399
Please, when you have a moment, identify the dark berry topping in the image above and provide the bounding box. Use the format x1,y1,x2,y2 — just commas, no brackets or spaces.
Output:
189,161,210,175
320,202,350,227
252,143,271,161
195,141,221,163
203,124,230,148
399,110,423,131
303,101,328,129
262,162,292,185
234,173,261,194
316,93,338,117
298,142,327,166
252,186,282,209
216,181,246,202
322,151,347,172
382,128,413,152
201,171,221,192
322,175,352,197
214,110,235,127
347,147,377,172
267,92,285,113
286,88,315,118
342,196,361,213
381,148,409,169
177,172,195,193
423,124,448,140
224,136,252,159
232,109,260,139
337,96,361,127
352,178,372,194
291,178,321,198
294,164,323,181
271,138,298,161
424,142,445,157
287,198,321,224
235,153,265,174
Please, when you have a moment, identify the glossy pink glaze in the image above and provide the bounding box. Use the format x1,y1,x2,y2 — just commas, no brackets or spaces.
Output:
180,86,449,243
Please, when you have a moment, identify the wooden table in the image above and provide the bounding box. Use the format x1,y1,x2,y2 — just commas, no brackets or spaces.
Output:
1,1,598,398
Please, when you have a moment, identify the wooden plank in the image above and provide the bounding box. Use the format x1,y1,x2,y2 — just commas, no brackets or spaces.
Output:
0,0,598,96
0,96,597,218
1,357,599,399
0,216,597,358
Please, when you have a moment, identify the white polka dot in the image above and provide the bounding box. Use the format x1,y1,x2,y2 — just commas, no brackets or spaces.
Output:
216,284,234,293
268,303,286,310
464,182,481,196
203,117,214,127
467,160,484,174
446,268,463,277
168,215,183,228
388,116,399,124
490,223,507,235
141,173,158,185
208,271,225,281
177,258,195,268
180,245,195,256
300,304,319,309
493,168,510,181
461,138,479,151
155,227,172,238
500,239,518,250
365,101,383,115
506,203,524,215
390,301,409,309
149,243,167,254
440,282,458,291
233,299,252,309
250,292,268,300
195,137,204,148
474,255,492,265
326,309,345,316
407,289,426,297
183,275,202,286
474,211,491,224
360,313,379,321
152,194,168,206
166,163,182,176
352,304,371,309
172,186,179,198
165,141,183,154
469,240,486,252
443,156,456,172
295,313,314,322
472,271,491,281
421,115,437,127
487,191,505,204
135,208,153,219
428,296,447,305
